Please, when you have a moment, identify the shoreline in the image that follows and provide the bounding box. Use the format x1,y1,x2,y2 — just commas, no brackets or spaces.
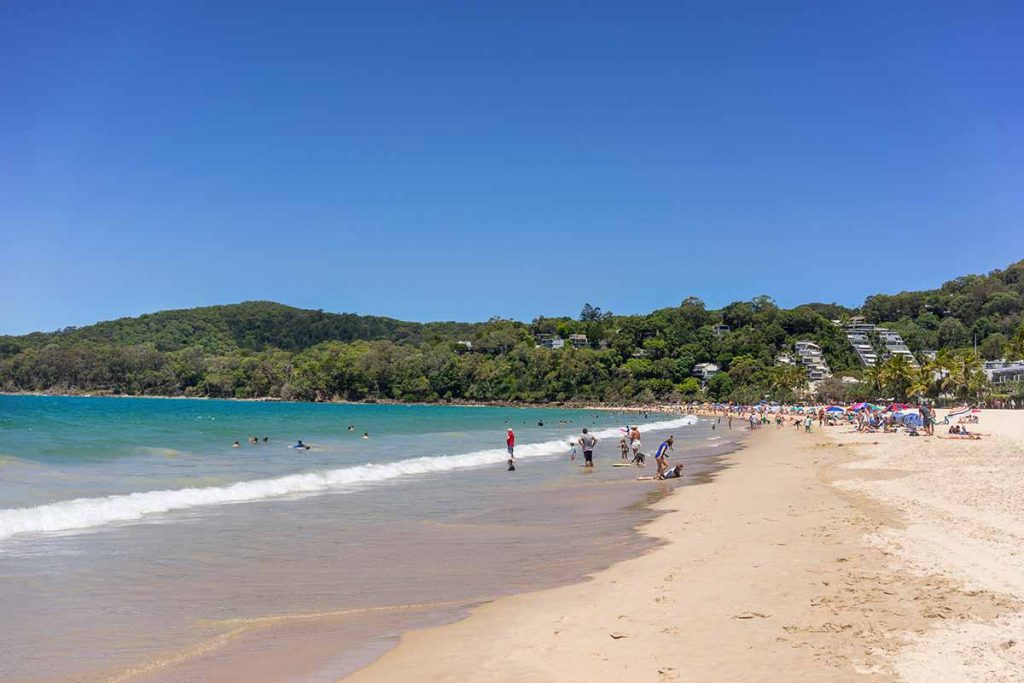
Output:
108,422,731,683
341,411,1024,681
0,391,676,414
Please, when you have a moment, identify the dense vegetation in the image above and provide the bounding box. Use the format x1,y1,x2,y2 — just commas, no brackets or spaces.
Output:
3,261,1024,405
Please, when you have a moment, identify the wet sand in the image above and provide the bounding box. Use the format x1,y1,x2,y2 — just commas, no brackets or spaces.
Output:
105,426,732,683
344,412,1024,681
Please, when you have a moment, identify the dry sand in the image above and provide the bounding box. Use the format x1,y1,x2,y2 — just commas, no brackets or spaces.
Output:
345,411,1024,682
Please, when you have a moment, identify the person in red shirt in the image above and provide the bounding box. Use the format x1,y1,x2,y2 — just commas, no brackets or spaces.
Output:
506,429,516,471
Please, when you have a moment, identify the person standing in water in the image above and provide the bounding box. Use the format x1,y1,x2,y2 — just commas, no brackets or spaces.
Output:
629,426,642,461
654,436,674,478
506,428,516,471
578,428,597,468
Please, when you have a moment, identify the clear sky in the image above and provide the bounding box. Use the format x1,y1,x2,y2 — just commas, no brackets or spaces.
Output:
2,1,1022,334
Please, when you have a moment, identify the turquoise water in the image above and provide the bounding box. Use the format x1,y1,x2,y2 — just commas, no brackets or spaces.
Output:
1,395,615,464
0,395,682,524
0,395,735,682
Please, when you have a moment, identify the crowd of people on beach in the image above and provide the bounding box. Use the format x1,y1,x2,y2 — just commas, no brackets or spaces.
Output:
690,400,986,441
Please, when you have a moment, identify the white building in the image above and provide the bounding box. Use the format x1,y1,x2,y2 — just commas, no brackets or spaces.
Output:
535,334,565,350
692,362,720,380
983,359,1024,384
794,341,832,382
841,320,917,367
568,334,588,349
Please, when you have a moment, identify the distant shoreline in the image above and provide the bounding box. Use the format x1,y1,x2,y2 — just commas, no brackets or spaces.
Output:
0,390,679,414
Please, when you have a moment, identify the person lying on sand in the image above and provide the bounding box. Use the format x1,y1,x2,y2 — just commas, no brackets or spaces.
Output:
943,425,982,440
637,464,683,481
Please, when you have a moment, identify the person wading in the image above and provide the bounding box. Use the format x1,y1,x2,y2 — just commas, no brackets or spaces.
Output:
506,428,516,471
578,428,597,468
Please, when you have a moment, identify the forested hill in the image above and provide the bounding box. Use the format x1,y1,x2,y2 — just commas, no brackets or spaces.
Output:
0,302,483,356
2,261,1023,404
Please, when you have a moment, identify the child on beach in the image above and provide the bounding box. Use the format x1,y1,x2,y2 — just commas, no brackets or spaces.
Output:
569,442,577,462
619,437,629,460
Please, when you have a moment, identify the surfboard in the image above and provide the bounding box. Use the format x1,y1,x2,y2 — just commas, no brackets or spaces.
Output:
612,463,635,467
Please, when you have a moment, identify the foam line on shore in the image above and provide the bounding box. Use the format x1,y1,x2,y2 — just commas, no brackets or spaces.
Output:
0,416,699,543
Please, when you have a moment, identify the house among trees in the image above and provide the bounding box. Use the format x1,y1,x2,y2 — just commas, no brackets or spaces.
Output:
712,324,731,337
692,362,720,380
794,341,832,382
535,334,565,350
842,319,917,367
983,360,1024,384
568,334,588,349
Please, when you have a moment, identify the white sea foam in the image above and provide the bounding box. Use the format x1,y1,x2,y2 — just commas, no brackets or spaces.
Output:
0,416,698,543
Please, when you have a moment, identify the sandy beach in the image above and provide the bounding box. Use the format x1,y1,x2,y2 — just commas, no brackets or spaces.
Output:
346,411,1024,682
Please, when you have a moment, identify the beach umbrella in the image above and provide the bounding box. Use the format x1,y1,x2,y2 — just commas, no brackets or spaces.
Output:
887,403,911,412
824,406,845,413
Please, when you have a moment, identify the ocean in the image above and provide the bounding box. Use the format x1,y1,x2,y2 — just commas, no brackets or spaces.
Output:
0,395,740,682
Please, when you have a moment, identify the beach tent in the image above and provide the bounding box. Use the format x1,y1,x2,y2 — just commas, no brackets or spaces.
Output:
895,408,922,427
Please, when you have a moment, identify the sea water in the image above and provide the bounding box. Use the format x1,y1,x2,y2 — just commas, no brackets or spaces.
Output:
0,395,740,682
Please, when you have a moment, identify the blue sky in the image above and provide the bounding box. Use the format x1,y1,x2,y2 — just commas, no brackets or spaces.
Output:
2,1,1022,334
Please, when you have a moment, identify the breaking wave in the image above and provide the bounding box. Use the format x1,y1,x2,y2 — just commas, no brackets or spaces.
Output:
0,416,699,542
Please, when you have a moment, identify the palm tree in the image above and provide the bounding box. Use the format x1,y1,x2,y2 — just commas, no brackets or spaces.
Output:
880,354,915,401
862,362,883,397
907,366,932,401
947,351,988,403
909,350,953,401
768,364,808,400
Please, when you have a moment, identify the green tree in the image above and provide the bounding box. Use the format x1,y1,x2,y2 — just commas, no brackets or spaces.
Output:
1005,323,1024,361
879,354,915,400
937,317,968,349
945,351,988,402
705,372,733,400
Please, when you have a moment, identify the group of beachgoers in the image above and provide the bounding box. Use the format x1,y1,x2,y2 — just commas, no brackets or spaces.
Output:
233,424,372,450
232,435,269,448
505,426,681,481
690,401,985,441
